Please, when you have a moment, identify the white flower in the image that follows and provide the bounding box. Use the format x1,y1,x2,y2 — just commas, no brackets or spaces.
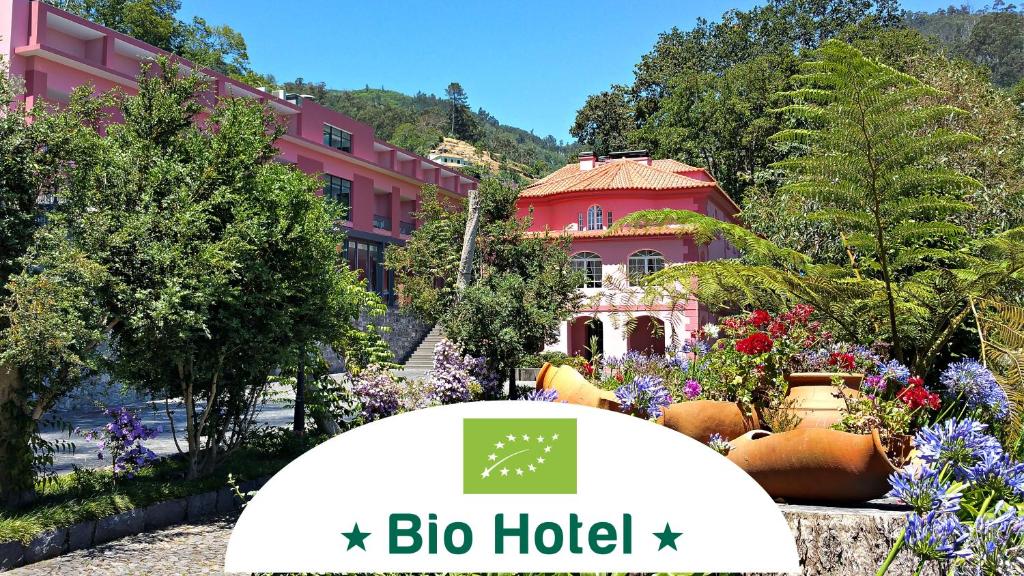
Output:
702,323,721,338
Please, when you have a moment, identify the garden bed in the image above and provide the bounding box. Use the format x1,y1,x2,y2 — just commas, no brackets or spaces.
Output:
0,447,288,571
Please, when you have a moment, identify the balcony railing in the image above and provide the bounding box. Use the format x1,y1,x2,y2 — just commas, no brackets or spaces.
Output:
400,221,415,235
373,215,392,230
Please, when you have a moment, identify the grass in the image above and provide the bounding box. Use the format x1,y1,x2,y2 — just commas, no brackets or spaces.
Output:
0,438,303,544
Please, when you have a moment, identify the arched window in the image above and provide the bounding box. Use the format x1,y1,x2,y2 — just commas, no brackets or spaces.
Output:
628,250,665,284
571,251,603,288
586,205,603,231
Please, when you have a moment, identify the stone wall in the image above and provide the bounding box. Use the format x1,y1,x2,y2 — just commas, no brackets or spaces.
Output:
372,306,433,364
748,502,937,576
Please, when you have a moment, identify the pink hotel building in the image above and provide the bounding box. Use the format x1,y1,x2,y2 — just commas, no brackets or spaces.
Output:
3,0,740,360
0,0,476,305
516,151,740,360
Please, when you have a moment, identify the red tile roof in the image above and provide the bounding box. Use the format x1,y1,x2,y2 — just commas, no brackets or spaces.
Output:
520,159,712,198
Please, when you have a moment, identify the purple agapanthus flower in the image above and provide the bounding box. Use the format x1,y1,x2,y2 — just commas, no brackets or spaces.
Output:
615,374,672,419
887,465,963,515
914,418,1003,481
667,353,690,371
875,359,911,384
708,433,732,456
964,449,1024,501
904,512,972,561
940,359,1009,418
683,379,702,400
522,388,561,402
963,502,1024,575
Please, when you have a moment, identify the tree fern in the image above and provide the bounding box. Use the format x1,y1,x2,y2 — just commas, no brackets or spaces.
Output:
975,299,1024,449
771,40,982,363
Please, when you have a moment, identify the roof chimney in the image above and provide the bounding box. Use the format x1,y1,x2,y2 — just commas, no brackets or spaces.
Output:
608,149,651,165
578,151,596,171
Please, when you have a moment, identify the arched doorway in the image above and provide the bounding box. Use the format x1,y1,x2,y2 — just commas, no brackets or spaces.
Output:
568,316,604,360
628,315,665,355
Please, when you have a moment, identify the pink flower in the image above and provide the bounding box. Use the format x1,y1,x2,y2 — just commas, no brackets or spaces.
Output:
683,379,702,400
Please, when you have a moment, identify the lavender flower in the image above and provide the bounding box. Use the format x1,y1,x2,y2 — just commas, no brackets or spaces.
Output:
708,433,732,456
522,388,561,402
887,465,963,515
352,364,403,421
904,512,972,560
683,379,702,400
915,418,1003,481
428,339,474,404
940,359,1009,419
615,374,672,419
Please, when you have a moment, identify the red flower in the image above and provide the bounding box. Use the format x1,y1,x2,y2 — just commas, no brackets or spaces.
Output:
749,309,772,328
790,304,814,324
736,332,774,355
722,317,744,332
828,352,856,372
582,362,594,377
898,378,940,411
614,372,624,383
768,320,788,338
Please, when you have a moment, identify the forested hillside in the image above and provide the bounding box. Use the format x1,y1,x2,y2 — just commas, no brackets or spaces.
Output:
905,3,1023,87
281,80,577,178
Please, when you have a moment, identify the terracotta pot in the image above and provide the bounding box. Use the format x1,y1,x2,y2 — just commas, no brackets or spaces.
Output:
726,428,902,502
536,363,619,411
656,400,760,444
729,429,772,451
785,372,863,429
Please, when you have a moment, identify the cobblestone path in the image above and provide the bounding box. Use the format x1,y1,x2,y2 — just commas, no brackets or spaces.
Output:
8,515,242,576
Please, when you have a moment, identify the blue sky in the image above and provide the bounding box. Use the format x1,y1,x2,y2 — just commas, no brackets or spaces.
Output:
179,1,965,143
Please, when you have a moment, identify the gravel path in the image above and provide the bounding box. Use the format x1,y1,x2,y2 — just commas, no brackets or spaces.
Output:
7,515,243,576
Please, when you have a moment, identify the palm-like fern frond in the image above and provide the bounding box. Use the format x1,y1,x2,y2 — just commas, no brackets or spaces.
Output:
975,299,1024,448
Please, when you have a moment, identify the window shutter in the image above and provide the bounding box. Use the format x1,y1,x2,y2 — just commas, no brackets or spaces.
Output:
578,213,584,230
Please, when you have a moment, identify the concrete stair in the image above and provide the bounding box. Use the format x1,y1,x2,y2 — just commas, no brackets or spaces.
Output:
397,324,444,377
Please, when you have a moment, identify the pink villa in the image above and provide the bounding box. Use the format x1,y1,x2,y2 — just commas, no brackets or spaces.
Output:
516,150,740,359
0,0,475,305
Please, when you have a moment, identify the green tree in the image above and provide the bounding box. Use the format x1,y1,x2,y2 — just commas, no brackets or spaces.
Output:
961,10,1024,88
0,57,112,506
445,82,479,142
1,60,379,486
570,85,633,156
573,0,902,198
386,179,582,391
390,122,442,156
612,41,1024,376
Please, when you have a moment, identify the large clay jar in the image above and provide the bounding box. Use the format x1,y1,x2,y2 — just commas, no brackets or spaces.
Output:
657,401,759,444
785,372,863,429
536,363,619,411
726,428,901,502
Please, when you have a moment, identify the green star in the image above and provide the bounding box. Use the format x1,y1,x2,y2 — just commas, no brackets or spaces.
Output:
342,522,371,551
653,522,682,551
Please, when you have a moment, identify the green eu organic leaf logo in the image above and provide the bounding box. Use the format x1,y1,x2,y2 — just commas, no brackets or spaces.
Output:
463,418,577,494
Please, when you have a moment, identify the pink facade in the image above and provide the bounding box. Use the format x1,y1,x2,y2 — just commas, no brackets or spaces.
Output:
1,0,475,303
516,152,740,358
